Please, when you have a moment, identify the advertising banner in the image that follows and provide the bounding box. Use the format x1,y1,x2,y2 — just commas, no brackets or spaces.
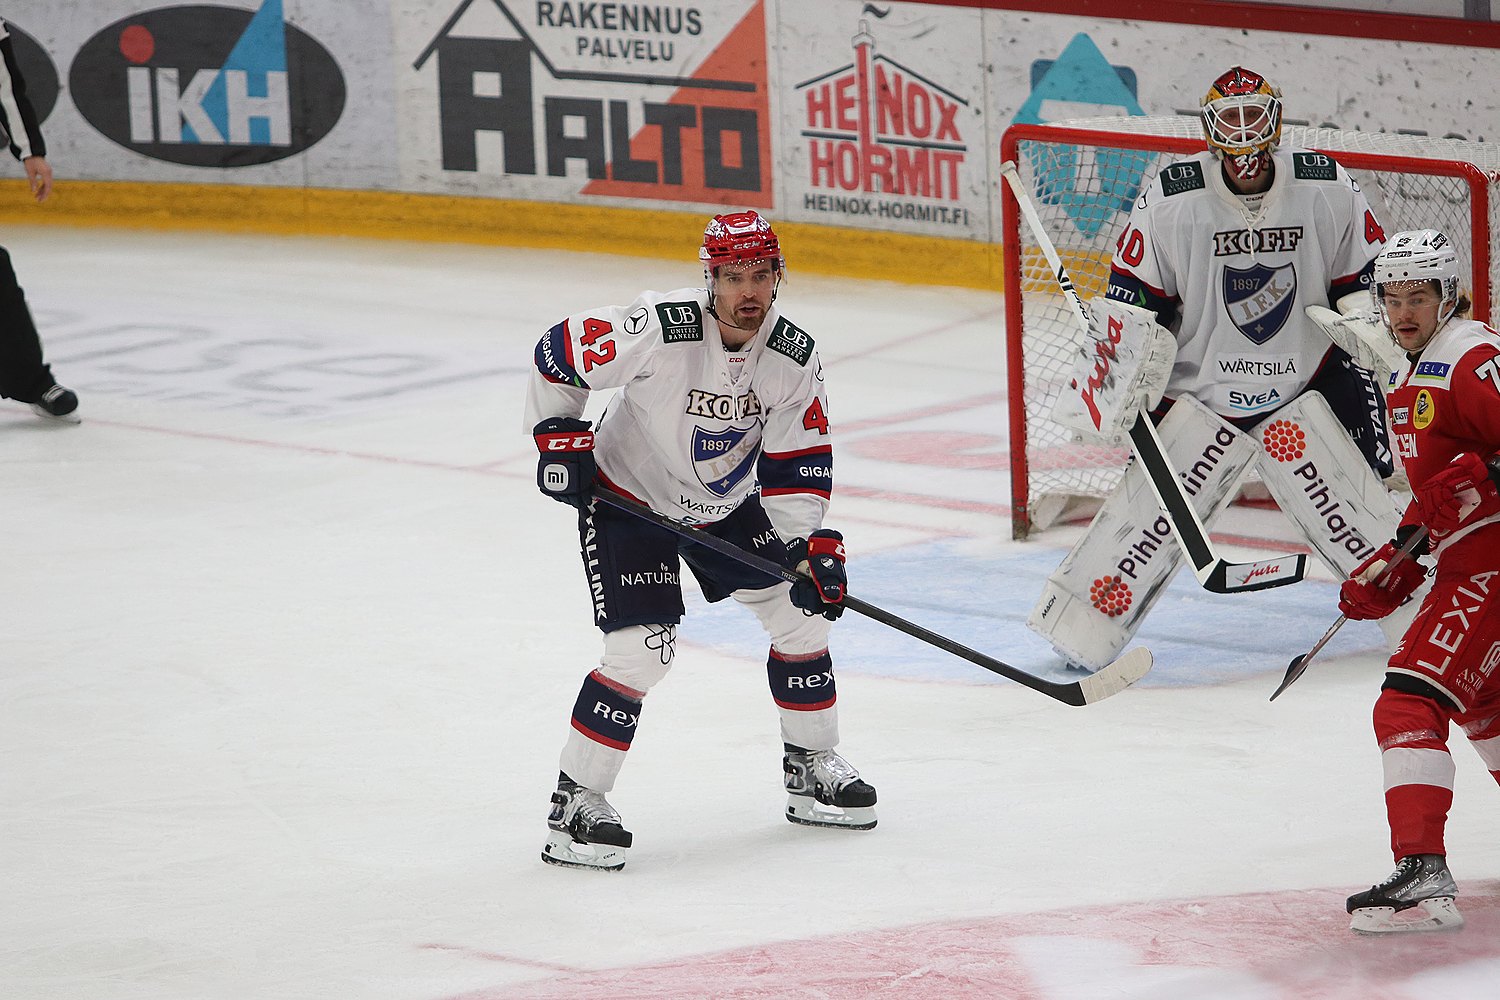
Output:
13,0,396,188
772,1,989,240
1,1,1496,262
397,0,772,207
984,9,1499,145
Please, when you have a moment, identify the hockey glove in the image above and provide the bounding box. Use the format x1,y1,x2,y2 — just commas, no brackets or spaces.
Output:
533,417,596,508
1305,291,1404,378
1337,538,1427,621
788,529,847,621
1414,452,1500,543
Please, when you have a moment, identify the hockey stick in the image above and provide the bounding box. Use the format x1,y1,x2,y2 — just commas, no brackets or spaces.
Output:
593,489,1153,706
1268,526,1429,701
1000,159,1307,595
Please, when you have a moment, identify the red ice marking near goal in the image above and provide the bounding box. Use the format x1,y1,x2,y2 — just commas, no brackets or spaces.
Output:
437,884,1500,999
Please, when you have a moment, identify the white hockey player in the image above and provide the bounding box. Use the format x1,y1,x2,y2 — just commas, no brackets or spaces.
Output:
1029,66,1414,671
524,211,875,871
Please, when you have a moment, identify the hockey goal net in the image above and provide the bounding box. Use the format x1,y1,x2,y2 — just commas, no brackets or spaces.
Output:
1001,117,1500,539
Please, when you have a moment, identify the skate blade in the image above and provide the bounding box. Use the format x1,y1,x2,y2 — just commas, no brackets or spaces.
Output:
1350,896,1464,934
541,829,626,871
785,796,877,830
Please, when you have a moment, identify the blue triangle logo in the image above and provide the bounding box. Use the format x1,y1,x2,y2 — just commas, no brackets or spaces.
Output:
1013,34,1159,238
195,0,289,146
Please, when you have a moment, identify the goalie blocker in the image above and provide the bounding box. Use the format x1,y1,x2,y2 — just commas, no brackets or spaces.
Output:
1052,298,1176,440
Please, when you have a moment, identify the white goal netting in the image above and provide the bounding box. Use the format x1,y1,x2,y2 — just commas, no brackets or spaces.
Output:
1002,117,1500,539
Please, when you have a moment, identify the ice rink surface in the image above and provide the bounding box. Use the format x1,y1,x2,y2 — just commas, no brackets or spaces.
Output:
3,226,1498,999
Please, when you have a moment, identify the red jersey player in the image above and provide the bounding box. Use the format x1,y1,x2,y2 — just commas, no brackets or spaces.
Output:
1337,229,1500,933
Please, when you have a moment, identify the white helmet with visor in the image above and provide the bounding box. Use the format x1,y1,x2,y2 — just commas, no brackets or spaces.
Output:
1373,228,1461,337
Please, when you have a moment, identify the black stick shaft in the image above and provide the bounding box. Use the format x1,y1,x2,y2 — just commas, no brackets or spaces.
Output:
592,490,1104,705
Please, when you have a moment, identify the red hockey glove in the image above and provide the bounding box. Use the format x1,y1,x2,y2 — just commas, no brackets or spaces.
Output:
533,417,596,508
1337,541,1427,621
1414,452,1500,543
788,529,846,621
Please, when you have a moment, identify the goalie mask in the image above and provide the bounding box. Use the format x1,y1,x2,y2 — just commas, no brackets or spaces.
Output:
1201,67,1282,182
1373,228,1462,341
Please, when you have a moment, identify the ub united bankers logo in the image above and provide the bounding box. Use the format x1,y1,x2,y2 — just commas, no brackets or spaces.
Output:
1223,262,1296,345
794,16,972,226
692,425,758,497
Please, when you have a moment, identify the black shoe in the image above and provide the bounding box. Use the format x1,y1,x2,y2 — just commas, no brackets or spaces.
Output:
30,384,80,422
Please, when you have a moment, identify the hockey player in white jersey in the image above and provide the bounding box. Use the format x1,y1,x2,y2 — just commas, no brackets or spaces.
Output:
1029,66,1414,671
525,211,875,871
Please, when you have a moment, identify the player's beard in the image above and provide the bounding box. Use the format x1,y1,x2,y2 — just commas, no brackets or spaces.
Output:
726,296,766,330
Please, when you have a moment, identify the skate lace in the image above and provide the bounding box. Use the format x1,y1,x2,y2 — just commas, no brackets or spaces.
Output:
811,750,859,788
570,788,623,828
1377,856,1422,890
1372,855,1455,900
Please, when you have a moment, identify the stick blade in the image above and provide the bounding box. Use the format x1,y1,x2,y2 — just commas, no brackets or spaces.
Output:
1268,654,1309,702
1203,553,1307,594
1076,646,1153,705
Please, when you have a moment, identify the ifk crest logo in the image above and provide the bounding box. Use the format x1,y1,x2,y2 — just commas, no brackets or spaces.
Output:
70,1,345,166
692,425,758,497
795,17,969,202
1223,262,1296,345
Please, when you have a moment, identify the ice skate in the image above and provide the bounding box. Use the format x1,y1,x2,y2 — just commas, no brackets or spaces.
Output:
783,746,877,830
540,772,632,871
1347,854,1464,934
29,383,79,423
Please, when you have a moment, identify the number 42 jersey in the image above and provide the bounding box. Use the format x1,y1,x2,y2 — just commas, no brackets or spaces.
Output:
524,288,834,542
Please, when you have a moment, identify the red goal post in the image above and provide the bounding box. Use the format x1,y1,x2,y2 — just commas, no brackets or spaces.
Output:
1001,117,1500,540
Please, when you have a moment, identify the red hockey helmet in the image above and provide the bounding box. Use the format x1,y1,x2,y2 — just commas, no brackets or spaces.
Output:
700,211,784,281
1201,66,1282,159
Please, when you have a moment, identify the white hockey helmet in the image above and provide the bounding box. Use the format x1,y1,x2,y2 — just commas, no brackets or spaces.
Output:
1373,228,1462,334
1201,67,1282,160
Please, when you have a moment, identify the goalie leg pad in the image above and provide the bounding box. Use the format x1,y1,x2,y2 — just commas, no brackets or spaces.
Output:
1029,397,1259,669
1254,391,1431,651
1253,392,1401,579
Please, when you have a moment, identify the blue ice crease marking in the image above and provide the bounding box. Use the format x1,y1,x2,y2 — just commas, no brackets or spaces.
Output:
679,539,1388,688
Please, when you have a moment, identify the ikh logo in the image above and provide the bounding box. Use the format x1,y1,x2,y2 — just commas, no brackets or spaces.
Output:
1260,419,1307,462
1090,575,1132,617
70,1,345,166
794,16,972,224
